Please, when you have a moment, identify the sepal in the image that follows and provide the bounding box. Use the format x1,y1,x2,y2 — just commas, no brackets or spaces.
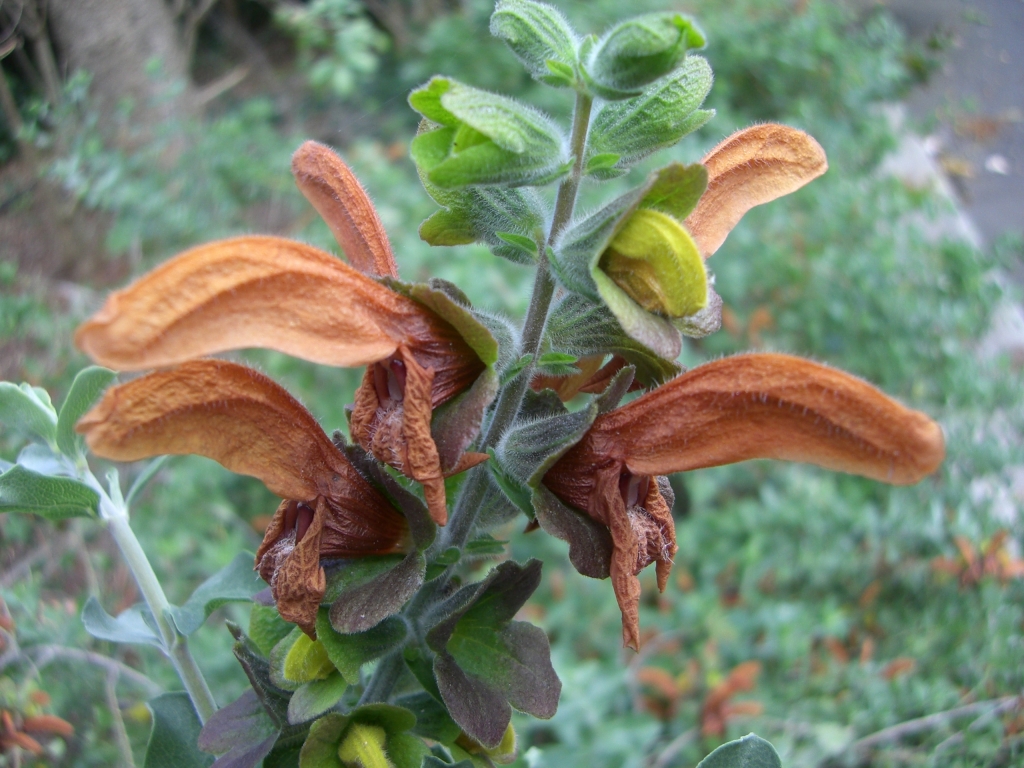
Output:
587,56,714,177
299,706,428,768
551,162,709,359
410,77,569,188
490,0,578,87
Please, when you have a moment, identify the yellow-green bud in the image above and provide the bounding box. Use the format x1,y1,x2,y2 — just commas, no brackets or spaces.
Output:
598,208,707,318
338,723,394,768
282,634,335,684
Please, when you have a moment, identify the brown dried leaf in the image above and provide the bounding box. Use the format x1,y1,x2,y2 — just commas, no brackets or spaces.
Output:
291,141,399,278
75,236,429,371
685,124,828,258
585,353,945,486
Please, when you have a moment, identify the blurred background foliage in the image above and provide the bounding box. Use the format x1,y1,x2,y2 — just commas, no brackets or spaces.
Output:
1,0,1023,765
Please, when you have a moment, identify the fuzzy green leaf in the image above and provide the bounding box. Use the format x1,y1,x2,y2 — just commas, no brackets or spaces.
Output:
82,598,163,648
696,734,783,768
532,485,613,580
315,610,406,685
170,552,264,636
145,693,213,768
586,12,705,95
410,77,568,188
0,465,99,520
326,551,425,634
0,381,57,446
589,57,714,175
490,0,578,85
56,366,116,457
287,672,348,725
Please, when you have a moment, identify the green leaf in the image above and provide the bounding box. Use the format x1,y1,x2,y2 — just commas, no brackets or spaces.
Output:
490,0,578,85
315,610,407,685
287,672,348,725
409,77,568,188
82,597,163,648
542,59,576,88
198,689,280,767
495,231,538,257
500,354,533,386
495,397,596,488
585,152,623,177
696,734,782,768
585,12,705,96
394,692,462,744
0,465,99,520
325,551,426,634
588,57,714,176
0,381,57,446
56,366,116,456
249,604,294,658
144,693,213,768
464,535,508,557
170,552,265,636
426,561,559,749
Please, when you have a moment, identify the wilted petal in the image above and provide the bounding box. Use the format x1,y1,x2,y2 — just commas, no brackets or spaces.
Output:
74,236,436,371
78,359,367,502
260,497,328,636
291,141,399,278
578,353,945,485
684,124,828,258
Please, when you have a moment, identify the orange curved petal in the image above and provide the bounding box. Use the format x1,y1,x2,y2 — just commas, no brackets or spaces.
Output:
291,141,399,278
587,353,945,485
684,124,828,258
76,359,360,501
74,236,432,371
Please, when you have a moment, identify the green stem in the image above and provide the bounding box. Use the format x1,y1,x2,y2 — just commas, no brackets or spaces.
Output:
361,91,596,706
106,514,218,723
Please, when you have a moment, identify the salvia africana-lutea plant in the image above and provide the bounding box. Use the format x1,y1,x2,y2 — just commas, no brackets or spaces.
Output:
0,2,945,765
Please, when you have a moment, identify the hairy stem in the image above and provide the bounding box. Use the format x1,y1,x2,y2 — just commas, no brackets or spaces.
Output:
361,92,595,705
106,514,218,723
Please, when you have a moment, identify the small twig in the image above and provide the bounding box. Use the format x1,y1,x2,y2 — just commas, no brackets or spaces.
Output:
105,666,136,768
931,697,1022,756
30,645,163,697
194,65,249,107
847,695,1021,756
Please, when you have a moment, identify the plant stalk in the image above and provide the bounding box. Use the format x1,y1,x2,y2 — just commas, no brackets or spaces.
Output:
361,91,595,706
106,514,218,723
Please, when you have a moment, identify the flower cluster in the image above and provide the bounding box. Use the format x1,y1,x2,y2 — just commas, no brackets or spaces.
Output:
61,1,947,761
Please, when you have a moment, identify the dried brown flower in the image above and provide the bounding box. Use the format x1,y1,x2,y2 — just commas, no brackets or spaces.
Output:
76,359,409,636
544,353,945,648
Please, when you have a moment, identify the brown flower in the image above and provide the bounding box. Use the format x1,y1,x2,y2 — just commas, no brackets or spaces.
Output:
75,146,494,526
76,359,409,636
543,353,945,649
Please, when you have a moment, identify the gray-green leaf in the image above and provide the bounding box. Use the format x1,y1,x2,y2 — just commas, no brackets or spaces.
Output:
696,734,783,768
145,693,214,768
490,0,578,85
56,366,116,457
0,464,100,520
169,552,265,636
0,381,58,446
82,597,163,648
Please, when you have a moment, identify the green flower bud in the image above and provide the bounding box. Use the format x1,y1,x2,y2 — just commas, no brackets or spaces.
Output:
338,723,393,768
283,633,336,684
598,208,707,318
586,12,705,96
490,0,578,87
409,77,569,188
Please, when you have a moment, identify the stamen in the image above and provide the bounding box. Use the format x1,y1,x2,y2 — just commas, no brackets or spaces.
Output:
294,502,315,543
618,469,650,509
388,358,407,400
283,499,299,534
373,363,390,405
